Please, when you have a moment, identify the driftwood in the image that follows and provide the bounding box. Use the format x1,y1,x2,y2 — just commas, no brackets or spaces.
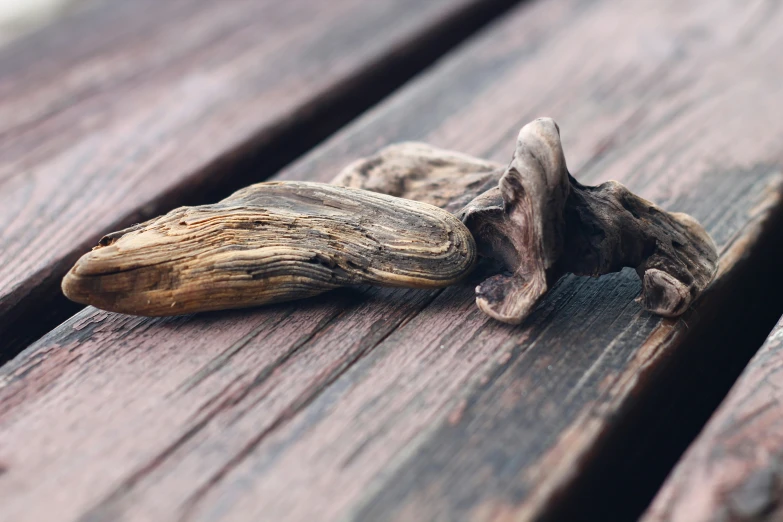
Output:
63,118,716,323
333,118,718,323
61,182,476,316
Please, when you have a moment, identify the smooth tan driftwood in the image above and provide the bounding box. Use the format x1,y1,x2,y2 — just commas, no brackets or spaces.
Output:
61,182,476,316
333,118,719,324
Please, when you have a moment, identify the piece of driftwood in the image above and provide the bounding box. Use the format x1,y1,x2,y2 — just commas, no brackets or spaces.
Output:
64,120,716,322
334,118,719,323
61,182,476,316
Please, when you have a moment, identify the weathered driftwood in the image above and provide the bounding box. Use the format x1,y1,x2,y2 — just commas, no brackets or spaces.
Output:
61,182,476,316
333,118,719,324
63,118,716,323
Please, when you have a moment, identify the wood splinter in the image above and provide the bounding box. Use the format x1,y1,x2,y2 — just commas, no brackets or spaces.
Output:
62,182,476,316
333,118,718,324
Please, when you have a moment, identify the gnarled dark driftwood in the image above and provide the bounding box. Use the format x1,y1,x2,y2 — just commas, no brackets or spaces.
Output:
62,182,476,316
333,118,718,324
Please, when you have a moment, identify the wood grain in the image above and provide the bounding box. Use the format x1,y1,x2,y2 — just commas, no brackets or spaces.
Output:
644,316,783,522
0,0,520,354
62,181,476,315
2,0,783,521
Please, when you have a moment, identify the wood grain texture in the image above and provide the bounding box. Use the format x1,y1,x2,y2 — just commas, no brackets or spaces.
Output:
0,0,519,350
62,181,476,315
644,316,783,522
2,0,783,521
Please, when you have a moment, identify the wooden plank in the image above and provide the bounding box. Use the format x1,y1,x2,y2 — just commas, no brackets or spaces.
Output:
644,316,783,522
0,0,521,357
2,0,783,521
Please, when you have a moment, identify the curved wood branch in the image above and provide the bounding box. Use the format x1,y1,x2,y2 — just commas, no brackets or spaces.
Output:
333,118,718,324
62,182,476,316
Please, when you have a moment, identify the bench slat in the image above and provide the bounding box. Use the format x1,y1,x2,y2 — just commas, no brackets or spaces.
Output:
0,0,518,355
644,317,783,522
2,0,783,520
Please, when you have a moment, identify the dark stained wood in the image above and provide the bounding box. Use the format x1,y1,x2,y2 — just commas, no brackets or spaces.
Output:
0,0,521,354
644,316,783,522
2,0,783,521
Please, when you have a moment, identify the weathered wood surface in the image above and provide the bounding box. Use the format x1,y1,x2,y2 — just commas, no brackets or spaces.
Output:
644,316,783,522
2,0,783,521
0,0,518,353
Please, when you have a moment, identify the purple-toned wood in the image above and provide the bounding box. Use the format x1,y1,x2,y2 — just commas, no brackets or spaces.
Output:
0,0,519,352
644,316,783,522
2,0,783,520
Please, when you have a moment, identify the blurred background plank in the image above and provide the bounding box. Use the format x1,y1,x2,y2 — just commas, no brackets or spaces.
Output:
3,0,783,521
644,316,783,522
0,0,522,359
0,0,91,48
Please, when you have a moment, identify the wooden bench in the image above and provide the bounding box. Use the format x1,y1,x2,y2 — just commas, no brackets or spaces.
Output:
2,0,783,520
